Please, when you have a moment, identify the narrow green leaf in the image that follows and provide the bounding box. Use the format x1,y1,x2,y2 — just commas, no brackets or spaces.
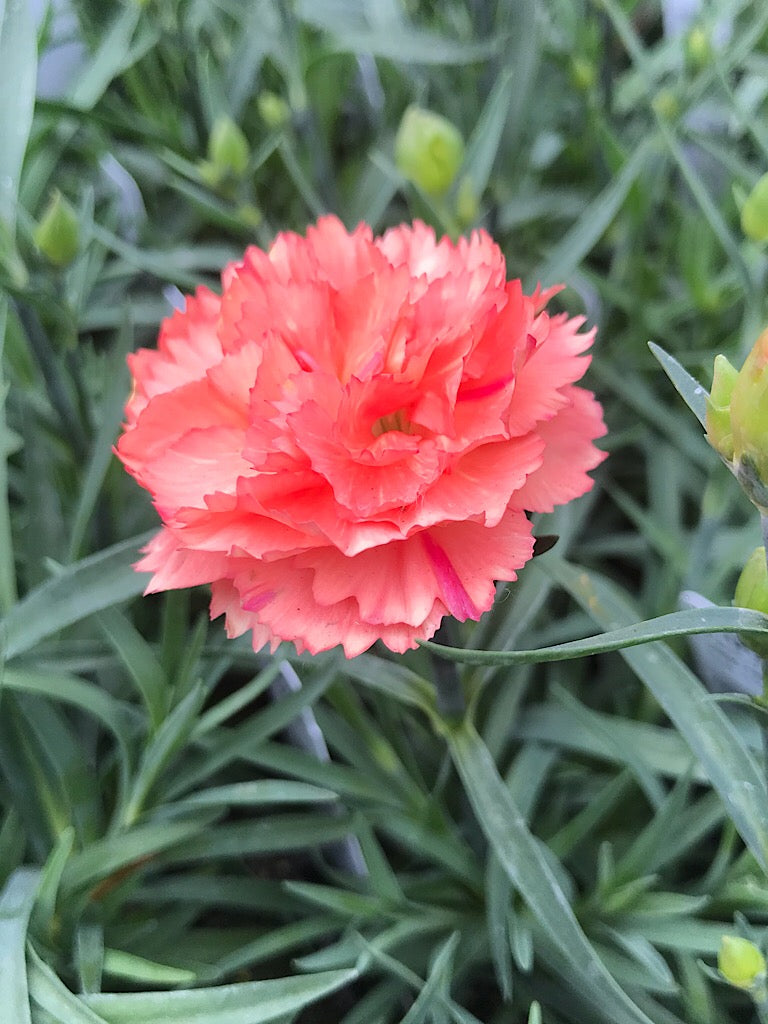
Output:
68,6,152,111
0,868,40,1024
0,0,36,229
82,968,357,1023
648,342,709,429
447,720,653,1024
61,816,217,893
0,533,153,661
74,924,104,995
399,932,460,1024
102,949,196,986
424,605,768,666
31,828,75,941
171,780,339,810
547,557,768,874
120,684,206,825
533,138,654,284
67,323,133,562
27,944,109,1023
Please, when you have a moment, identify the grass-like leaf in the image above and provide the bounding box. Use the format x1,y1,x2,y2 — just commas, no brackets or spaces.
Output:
425,604,768,665
81,967,358,1023
0,868,40,1024
447,719,654,1024
648,342,709,429
547,557,768,874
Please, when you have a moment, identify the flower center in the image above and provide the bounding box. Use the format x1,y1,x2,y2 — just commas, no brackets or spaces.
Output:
371,408,412,437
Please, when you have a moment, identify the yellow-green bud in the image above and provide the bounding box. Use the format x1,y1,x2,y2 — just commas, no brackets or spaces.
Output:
652,89,680,121
258,92,290,129
718,935,767,992
741,172,768,242
734,548,768,656
33,190,79,268
731,327,768,507
570,57,596,92
685,26,712,70
705,353,737,462
395,106,465,197
207,116,249,179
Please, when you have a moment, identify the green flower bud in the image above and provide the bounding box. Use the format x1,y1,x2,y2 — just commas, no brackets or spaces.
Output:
734,548,768,656
258,92,290,129
718,935,767,992
395,106,465,197
570,57,596,92
685,26,712,70
33,190,79,268
652,89,680,121
741,172,768,242
208,116,249,178
731,327,768,506
705,353,737,462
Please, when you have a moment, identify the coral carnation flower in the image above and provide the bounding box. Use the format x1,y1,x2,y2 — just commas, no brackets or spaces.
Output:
117,217,605,657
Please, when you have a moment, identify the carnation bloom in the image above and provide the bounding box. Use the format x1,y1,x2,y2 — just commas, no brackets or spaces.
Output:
117,217,605,657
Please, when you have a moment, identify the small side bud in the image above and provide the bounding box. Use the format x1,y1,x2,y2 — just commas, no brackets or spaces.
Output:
685,26,712,70
718,934,767,993
705,353,738,462
33,190,79,268
395,106,464,198
200,116,249,190
734,548,768,657
258,92,290,129
730,327,768,504
741,172,768,243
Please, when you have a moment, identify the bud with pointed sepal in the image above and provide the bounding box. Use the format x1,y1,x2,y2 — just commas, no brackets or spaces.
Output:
33,190,79,268
718,934,767,994
395,106,464,198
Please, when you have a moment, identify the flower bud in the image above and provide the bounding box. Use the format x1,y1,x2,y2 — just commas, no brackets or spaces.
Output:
741,172,768,242
200,116,249,190
705,353,737,462
685,26,712,70
730,327,768,506
258,92,290,129
734,548,768,657
718,935,767,992
33,190,79,268
570,57,596,92
652,89,680,121
395,106,465,197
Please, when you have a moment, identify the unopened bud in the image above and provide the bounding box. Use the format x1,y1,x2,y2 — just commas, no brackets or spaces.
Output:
685,26,712,70
395,106,464,197
718,935,767,993
570,57,596,92
705,353,737,462
734,548,768,656
652,89,679,121
731,327,768,506
33,190,79,268
741,172,768,242
200,116,249,190
258,92,290,129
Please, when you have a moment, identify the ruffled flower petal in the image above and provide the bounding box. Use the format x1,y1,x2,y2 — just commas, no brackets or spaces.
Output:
118,216,605,657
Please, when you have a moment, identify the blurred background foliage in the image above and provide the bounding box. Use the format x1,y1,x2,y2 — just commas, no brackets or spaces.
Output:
4,0,768,1022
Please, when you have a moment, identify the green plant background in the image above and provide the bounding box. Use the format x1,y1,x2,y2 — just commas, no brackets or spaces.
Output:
4,1,768,1022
